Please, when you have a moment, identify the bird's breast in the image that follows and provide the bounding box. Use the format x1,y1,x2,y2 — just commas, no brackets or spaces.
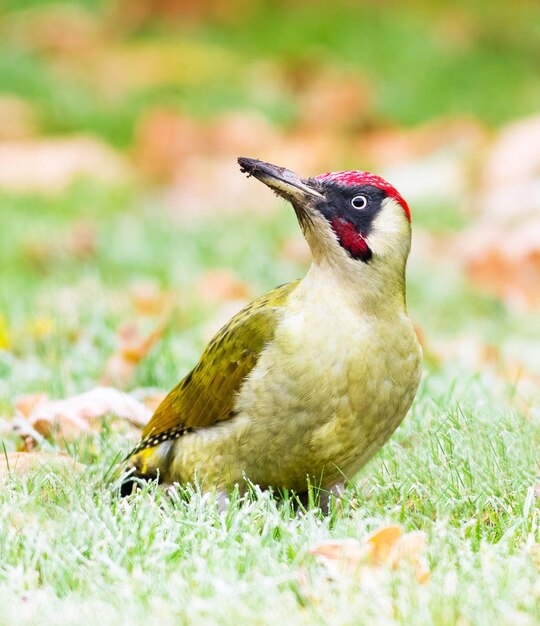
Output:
232,279,422,487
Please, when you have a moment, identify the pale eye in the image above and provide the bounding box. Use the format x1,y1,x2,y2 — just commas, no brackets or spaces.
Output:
351,195,368,210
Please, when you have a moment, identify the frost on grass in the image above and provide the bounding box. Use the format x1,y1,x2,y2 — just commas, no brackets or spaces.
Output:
0,370,538,626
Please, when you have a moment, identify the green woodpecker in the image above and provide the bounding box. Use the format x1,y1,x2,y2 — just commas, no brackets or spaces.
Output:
125,157,422,504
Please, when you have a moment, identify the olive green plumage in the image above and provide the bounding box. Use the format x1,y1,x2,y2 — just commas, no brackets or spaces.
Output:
130,280,299,458
125,157,422,502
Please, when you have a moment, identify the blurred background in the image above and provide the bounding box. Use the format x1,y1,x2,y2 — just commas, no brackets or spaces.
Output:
1,0,539,420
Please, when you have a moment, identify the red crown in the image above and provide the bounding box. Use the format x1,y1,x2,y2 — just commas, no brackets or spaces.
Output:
316,171,410,221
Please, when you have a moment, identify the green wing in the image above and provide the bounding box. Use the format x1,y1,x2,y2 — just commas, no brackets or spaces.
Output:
131,280,299,455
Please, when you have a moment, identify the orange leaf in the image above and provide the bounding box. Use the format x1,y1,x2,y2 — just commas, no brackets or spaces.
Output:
308,539,369,578
365,525,404,565
27,387,151,444
309,525,430,585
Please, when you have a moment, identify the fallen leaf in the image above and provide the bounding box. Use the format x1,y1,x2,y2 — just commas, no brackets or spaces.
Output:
461,219,540,310
388,531,430,584
17,436,38,453
308,538,369,578
0,137,130,193
359,117,487,210
483,114,540,190
364,117,486,169
101,319,166,388
309,525,429,584
442,118,540,310
134,108,207,183
0,451,84,481
15,393,49,418
27,387,151,444
364,524,404,565
295,67,373,133
129,280,174,316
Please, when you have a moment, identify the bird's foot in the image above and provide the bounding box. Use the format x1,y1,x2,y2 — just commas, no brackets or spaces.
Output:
319,481,345,515
297,481,345,514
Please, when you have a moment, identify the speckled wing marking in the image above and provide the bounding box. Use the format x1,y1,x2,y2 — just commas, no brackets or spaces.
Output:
127,280,300,458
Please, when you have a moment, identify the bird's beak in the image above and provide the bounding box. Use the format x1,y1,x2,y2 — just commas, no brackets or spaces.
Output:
238,157,324,203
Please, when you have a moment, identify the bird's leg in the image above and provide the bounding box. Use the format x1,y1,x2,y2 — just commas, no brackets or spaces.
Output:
214,490,231,514
319,481,345,515
296,480,345,514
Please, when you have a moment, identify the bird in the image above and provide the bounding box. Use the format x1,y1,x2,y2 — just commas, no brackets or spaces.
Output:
124,157,422,508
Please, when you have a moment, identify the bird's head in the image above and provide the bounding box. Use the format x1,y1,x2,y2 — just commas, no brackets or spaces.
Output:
238,157,412,307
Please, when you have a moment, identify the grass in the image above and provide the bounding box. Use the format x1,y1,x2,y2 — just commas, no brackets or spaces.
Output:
0,372,538,625
0,180,539,625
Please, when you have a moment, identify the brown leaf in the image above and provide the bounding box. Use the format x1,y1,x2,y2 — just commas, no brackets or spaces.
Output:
309,539,370,578
67,219,97,259
134,109,206,183
295,67,373,133
101,320,166,388
472,115,540,301
309,525,429,584
0,451,84,481
482,114,540,191
462,219,540,310
364,524,404,565
28,387,151,444
388,531,430,584
15,393,49,418
0,137,130,194
129,280,174,316
364,117,486,169
17,436,38,453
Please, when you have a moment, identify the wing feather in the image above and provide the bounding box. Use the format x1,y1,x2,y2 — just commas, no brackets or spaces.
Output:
130,281,299,455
